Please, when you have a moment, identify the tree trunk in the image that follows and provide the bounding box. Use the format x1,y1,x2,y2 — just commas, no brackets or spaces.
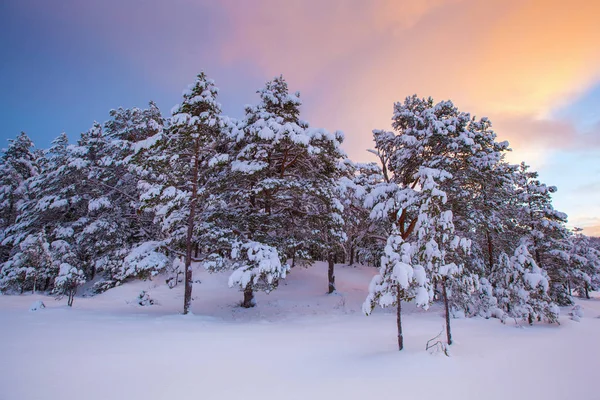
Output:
194,243,199,259
442,278,452,345
242,286,255,308
327,254,335,294
534,249,542,268
43,276,50,291
585,284,590,299
349,244,354,266
486,231,494,272
67,288,74,307
397,288,403,351
183,140,200,315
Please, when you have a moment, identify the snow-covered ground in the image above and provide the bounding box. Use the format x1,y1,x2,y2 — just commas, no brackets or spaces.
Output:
1,262,599,400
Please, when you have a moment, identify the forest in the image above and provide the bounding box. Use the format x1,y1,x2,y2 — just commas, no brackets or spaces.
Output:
1,72,599,350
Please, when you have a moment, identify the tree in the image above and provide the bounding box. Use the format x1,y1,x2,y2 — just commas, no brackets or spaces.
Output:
138,72,228,314
228,241,289,307
339,162,388,267
0,132,39,263
366,96,505,345
514,163,571,304
490,244,559,324
363,226,429,350
54,263,86,307
222,76,346,305
565,228,600,299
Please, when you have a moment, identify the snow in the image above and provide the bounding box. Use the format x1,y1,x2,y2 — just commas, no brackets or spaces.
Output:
1,262,599,400
28,300,45,311
88,196,111,211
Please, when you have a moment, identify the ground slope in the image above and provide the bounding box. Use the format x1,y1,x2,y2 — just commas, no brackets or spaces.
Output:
1,262,599,400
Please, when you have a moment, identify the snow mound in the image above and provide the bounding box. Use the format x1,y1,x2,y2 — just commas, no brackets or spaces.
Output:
29,300,45,311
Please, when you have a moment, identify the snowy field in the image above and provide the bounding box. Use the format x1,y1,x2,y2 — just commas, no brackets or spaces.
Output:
1,262,599,400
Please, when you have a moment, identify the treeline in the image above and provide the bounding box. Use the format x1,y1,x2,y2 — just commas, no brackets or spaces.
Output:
1,73,599,341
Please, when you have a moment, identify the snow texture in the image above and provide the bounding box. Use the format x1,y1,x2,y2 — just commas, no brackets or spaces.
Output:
0,262,597,400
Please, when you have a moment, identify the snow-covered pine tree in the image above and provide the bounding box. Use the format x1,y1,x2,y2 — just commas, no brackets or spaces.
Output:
566,228,600,299
54,262,86,307
223,76,346,306
3,102,168,295
366,96,483,345
228,241,289,307
340,161,388,267
490,252,515,321
312,172,348,294
137,72,229,314
1,133,82,292
363,226,429,350
514,163,571,305
491,244,559,324
94,102,167,286
0,132,39,264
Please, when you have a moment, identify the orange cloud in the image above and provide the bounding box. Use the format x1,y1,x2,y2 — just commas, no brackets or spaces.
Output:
571,217,600,238
217,0,600,164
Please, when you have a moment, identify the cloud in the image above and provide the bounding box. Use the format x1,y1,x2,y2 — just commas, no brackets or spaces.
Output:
575,182,600,195
212,0,600,163
488,113,600,166
570,217,600,237
217,0,464,86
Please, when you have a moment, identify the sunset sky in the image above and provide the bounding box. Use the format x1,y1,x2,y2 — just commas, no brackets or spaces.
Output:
1,0,599,235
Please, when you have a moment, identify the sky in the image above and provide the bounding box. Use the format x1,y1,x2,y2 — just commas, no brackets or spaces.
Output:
1,0,599,235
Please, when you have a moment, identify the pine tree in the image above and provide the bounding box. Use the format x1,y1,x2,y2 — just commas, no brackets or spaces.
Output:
137,72,228,314
340,162,387,267
491,245,559,324
0,132,39,263
566,229,600,299
228,241,289,307
2,101,167,294
514,163,571,304
223,76,346,305
366,96,492,345
54,263,86,307
363,226,430,350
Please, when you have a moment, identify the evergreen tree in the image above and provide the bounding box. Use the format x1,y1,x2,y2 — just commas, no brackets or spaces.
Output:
366,96,496,345
0,132,39,263
363,226,430,350
222,76,346,306
137,72,229,314
228,241,289,307
54,262,86,307
566,228,600,299
514,163,571,304
491,245,559,324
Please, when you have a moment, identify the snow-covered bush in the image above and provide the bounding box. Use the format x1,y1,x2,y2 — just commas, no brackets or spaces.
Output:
53,263,86,307
29,300,46,311
114,241,170,282
137,290,154,306
570,305,584,322
166,258,185,289
228,241,290,308
491,245,559,324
